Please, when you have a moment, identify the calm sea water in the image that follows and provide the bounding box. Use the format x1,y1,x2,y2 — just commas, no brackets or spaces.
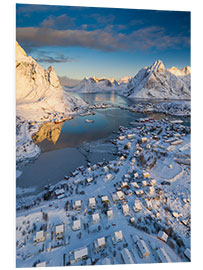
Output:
16,92,190,197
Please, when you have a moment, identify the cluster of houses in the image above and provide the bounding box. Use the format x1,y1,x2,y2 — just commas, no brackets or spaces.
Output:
17,114,190,267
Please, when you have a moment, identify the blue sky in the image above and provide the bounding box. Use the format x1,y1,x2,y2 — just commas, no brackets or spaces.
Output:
16,4,190,80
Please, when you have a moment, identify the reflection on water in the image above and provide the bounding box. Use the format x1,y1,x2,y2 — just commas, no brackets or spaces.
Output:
32,121,64,145
37,107,144,153
71,91,133,107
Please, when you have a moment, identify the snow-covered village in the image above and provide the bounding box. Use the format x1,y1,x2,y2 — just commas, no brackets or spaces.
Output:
15,4,191,268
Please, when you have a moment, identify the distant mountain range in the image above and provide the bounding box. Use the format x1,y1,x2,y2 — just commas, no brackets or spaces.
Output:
65,60,190,100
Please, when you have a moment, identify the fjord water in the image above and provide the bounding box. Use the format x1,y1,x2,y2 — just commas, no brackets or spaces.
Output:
16,92,190,197
16,93,144,196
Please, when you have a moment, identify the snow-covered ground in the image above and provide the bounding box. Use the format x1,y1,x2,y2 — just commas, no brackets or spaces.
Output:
16,115,190,267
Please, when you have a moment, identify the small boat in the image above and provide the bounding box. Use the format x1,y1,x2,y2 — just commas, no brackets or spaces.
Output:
85,119,94,123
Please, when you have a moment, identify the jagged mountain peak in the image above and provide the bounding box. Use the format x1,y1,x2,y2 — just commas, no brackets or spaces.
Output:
125,60,190,99
180,66,191,75
150,60,166,73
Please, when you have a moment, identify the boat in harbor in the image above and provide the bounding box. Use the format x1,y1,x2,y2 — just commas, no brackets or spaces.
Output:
85,119,94,123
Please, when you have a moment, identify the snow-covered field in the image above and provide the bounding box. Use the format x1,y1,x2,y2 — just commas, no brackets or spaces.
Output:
16,114,191,267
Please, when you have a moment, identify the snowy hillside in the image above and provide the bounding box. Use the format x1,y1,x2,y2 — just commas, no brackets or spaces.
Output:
124,60,191,100
16,42,86,166
65,76,122,93
16,41,85,120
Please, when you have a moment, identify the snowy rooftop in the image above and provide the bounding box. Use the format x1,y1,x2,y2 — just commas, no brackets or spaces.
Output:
114,230,123,242
92,213,100,223
55,224,64,234
74,247,88,261
95,237,106,249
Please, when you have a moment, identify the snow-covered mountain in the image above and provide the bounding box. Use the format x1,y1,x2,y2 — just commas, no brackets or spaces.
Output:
119,76,132,84
64,60,190,100
124,60,191,100
168,66,191,76
16,41,84,120
65,76,121,93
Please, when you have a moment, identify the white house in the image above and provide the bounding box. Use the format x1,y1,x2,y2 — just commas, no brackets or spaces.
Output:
92,213,100,224
94,237,106,250
135,189,144,197
141,137,148,143
137,239,150,257
86,177,93,183
89,197,96,209
101,195,109,203
107,209,114,220
113,230,123,243
73,200,82,210
133,200,142,212
157,248,171,263
34,230,46,244
122,204,130,216
55,224,64,238
105,173,114,181
121,182,128,189
73,247,88,262
117,191,125,200
72,219,81,231
54,188,65,198
157,231,168,242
